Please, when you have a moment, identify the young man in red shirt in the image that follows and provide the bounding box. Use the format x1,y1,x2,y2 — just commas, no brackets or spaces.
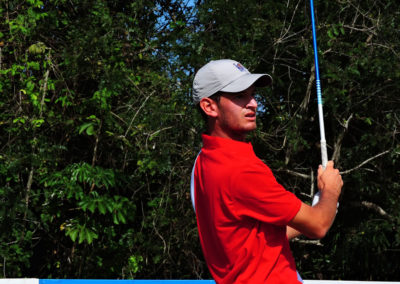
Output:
191,59,343,283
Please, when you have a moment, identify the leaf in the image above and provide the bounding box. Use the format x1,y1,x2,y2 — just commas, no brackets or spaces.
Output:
117,211,126,224
365,117,373,125
85,228,98,244
78,228,86,244
113,213,119,225
78,122,94,134
86,125,95,135
68,229,78,242
88,201,96,213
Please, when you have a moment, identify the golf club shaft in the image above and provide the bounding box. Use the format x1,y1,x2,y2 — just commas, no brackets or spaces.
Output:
310,0,328,168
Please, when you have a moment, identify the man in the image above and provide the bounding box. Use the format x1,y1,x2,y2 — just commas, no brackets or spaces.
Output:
191,59,343,283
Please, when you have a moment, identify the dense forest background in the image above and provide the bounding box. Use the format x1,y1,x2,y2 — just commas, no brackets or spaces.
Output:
1,0,399,280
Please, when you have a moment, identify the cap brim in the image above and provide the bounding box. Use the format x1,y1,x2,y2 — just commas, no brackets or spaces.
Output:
220,73,272,93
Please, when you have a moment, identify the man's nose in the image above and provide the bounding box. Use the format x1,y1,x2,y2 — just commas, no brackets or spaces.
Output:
247,96,258,109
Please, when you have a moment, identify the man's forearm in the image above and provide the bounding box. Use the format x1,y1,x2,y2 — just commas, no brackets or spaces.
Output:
286,226,302,240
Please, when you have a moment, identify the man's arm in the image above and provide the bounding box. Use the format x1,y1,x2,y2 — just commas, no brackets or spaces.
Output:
286,226,301,240
288,161,343,239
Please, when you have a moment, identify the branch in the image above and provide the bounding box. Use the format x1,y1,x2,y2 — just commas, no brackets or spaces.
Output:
340,150,390,175
350,201,393,220
332,114,353,163
275,0,302,45
124,91,154,137
40,69,50,118
362,201,392,219
258,132,287,152
299,65,315,111
290,238,323,246
153,219,167,253
24,166,34,220
366,42,400,59
145,126,174,149
343,24,377,35
280,169,311,179
91,120,102,167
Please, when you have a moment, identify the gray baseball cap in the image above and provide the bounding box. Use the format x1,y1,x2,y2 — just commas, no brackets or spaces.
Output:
192,59,272,104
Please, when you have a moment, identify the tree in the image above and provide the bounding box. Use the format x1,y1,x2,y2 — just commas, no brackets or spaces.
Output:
0,0,201,278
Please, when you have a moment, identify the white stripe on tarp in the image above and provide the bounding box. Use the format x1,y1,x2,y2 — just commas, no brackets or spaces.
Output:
0,279,38,284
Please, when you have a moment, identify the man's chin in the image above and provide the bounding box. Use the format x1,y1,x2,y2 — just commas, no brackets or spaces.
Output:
237,124,257,135
246,123,257,131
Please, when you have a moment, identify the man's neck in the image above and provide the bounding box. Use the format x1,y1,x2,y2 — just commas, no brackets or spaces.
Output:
207,128,247,142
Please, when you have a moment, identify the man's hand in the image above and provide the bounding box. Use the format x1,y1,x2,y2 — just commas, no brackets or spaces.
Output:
317,161,343,201
288,161,343,239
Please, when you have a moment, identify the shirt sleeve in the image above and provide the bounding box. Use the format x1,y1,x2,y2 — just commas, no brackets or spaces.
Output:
230,161,301,226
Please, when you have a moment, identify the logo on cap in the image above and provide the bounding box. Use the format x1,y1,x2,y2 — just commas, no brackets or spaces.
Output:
234,63,246,72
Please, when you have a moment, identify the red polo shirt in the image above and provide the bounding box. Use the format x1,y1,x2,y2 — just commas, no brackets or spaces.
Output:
194,134,302,284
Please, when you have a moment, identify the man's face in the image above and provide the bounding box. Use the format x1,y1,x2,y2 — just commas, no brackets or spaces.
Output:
214,85,257,141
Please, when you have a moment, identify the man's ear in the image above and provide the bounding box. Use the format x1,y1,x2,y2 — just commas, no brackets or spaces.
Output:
199,97,219,118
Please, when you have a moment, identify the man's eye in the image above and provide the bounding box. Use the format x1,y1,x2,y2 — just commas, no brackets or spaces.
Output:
233,92,256,100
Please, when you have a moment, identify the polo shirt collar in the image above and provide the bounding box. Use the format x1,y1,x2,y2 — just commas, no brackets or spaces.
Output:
201,134,253,153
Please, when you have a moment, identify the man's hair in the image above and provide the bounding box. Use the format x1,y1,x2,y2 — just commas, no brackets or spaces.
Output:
196,92,222,123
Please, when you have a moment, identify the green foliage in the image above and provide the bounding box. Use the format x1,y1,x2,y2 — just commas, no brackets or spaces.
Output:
0,0,200,278
0,0,399,281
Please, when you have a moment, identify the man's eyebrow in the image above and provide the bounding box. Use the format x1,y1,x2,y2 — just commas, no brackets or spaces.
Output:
242,90,256,95
239,89,254,94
